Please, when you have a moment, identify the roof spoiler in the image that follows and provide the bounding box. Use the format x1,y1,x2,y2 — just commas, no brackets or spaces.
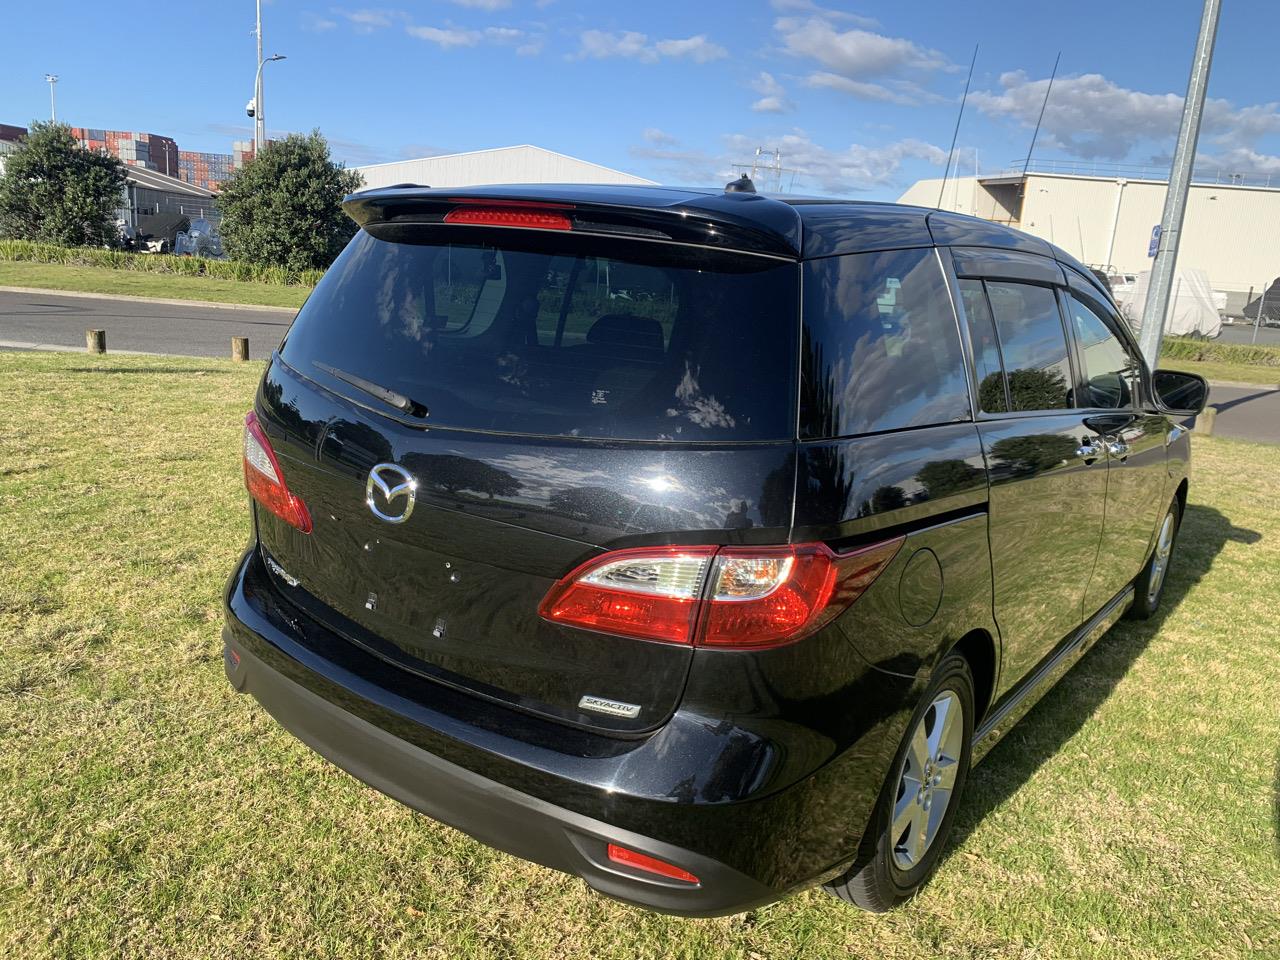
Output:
342,186,802,259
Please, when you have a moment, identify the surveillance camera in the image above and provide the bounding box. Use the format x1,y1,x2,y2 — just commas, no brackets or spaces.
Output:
245,99,256,118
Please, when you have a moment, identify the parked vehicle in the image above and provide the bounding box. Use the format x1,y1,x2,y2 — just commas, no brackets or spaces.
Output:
222,181,1207,916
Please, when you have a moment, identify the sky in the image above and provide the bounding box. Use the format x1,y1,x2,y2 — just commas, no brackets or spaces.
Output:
6,0,1280,200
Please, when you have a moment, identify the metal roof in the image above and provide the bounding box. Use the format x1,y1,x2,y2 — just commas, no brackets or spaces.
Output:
125,165,215,199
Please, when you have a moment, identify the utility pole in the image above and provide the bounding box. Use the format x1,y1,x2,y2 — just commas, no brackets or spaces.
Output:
44,74,58,122
1138,0,1222,366
255,0,264,154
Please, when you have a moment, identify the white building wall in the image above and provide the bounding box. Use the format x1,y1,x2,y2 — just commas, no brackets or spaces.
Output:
899,173,1280,293
355,144,655,191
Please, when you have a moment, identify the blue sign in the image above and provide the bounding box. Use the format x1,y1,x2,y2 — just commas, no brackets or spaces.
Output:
1148,224,1162,258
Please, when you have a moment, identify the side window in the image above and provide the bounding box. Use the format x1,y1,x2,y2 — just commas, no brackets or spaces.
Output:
801,247,971,438
1068,295,1139,409
985,281,1074,411
958,279,1008,413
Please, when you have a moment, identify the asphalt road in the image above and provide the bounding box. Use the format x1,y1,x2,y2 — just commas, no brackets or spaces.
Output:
0,289,1276,442
1203,383,1280,444
0,289,294,359
1217,323,1280,347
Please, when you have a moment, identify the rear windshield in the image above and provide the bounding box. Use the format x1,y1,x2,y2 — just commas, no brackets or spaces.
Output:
280,229,799,441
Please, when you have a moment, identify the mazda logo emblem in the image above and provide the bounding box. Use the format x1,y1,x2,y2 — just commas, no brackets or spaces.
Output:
366,463,417,524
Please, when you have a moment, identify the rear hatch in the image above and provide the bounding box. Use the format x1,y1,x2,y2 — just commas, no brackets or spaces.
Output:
253,195,800,733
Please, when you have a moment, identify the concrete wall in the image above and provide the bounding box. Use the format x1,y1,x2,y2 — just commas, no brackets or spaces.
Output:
354,145,655,191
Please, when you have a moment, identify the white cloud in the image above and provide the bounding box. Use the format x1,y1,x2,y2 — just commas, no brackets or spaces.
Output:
972,70,1280,167
332,8,403,33
775,15,951,105
750,71,794,113
632,128,947,193
723,133,946,193
406,24,481,48
654,35,728,63
305,14,337,31
770,0,878,26
572,29,727,63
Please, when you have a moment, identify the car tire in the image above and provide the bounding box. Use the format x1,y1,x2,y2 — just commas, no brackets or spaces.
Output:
823,652,975,912
1126,499,1181,621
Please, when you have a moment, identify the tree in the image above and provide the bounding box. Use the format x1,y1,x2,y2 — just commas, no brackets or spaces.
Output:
0,121,127,247
216,131,363,270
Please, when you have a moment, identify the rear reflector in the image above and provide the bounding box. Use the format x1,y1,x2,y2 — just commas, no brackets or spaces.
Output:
606,844,699,884
243,411,312,534
444,203,573,231
539,538,903,649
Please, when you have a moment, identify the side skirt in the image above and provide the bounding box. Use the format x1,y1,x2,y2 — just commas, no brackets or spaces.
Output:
971,585,1134,765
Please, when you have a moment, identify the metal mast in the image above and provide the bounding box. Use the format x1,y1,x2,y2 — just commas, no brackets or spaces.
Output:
1138,0,1222,366
255,0,264,154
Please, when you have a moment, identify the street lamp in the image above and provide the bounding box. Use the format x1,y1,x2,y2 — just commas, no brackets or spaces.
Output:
44,74,58,122
251,54,286,156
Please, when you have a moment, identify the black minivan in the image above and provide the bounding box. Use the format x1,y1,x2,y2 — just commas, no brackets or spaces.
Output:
222,181,1208,915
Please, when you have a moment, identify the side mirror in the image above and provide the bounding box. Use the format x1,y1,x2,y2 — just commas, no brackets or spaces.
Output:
1152,369,1209,416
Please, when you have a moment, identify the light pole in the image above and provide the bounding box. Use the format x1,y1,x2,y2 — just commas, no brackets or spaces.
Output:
1138,0,1222,367
252,54,286,156
44,74,58,122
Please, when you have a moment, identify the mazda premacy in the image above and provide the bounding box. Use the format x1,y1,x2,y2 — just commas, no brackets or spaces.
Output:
222,180,1207,915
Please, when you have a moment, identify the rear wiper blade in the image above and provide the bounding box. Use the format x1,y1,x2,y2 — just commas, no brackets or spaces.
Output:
314,362,429,418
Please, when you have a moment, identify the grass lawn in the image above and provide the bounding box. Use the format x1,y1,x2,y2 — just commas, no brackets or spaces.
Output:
1158,355,1280,387
1,350,1278,959
0,261,310,310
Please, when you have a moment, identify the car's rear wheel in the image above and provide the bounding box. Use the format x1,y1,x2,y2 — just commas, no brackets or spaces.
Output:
824,653,974,912
1126,499,1181,620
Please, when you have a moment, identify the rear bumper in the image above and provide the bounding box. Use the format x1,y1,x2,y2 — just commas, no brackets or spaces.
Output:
224,638,775,915
222,547,913,915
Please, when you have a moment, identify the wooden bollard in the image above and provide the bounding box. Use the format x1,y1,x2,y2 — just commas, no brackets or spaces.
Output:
232,336,249,362
86,329,106,354
1194,407,1216,436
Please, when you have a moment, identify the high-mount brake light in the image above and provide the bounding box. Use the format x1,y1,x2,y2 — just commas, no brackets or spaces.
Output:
444,200,573,231
242,411,312,534
606,844,699,884
538,538,904,648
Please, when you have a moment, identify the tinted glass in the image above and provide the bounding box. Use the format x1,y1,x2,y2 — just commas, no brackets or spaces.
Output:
985,282,1074,411
281,231,797,441
801,248,970,439
958,278,1008,413
1068,295,1138,409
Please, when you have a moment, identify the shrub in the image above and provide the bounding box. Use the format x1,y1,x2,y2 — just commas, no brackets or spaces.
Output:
0,238,319,288
1161,335,1280,367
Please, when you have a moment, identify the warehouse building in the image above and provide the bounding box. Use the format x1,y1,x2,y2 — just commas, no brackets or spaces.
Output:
899,164,1280,314
354,145,655,191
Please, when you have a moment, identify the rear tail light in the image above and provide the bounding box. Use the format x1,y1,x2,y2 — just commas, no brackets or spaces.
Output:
606,844,699,884
242,411,312,534
539,538,902,649
444,200,573,231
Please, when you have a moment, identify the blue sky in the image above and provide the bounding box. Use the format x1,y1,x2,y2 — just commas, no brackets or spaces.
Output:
6,0,1280,199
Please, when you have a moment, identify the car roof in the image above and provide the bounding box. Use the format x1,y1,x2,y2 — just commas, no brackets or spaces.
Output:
345,183,1111,299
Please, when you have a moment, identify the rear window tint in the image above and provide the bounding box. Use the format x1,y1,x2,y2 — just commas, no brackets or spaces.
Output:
281,231,798,441
800,247,971,439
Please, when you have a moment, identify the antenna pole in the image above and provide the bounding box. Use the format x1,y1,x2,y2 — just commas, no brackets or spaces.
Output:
1022,52,1060,176
938,44,978,209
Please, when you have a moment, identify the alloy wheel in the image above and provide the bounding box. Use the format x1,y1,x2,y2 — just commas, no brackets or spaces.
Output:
891,691,965,871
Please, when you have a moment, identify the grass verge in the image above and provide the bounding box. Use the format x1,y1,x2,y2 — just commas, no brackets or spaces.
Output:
1158,355,1280,387
0,261,310,310
1,351,1279,959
